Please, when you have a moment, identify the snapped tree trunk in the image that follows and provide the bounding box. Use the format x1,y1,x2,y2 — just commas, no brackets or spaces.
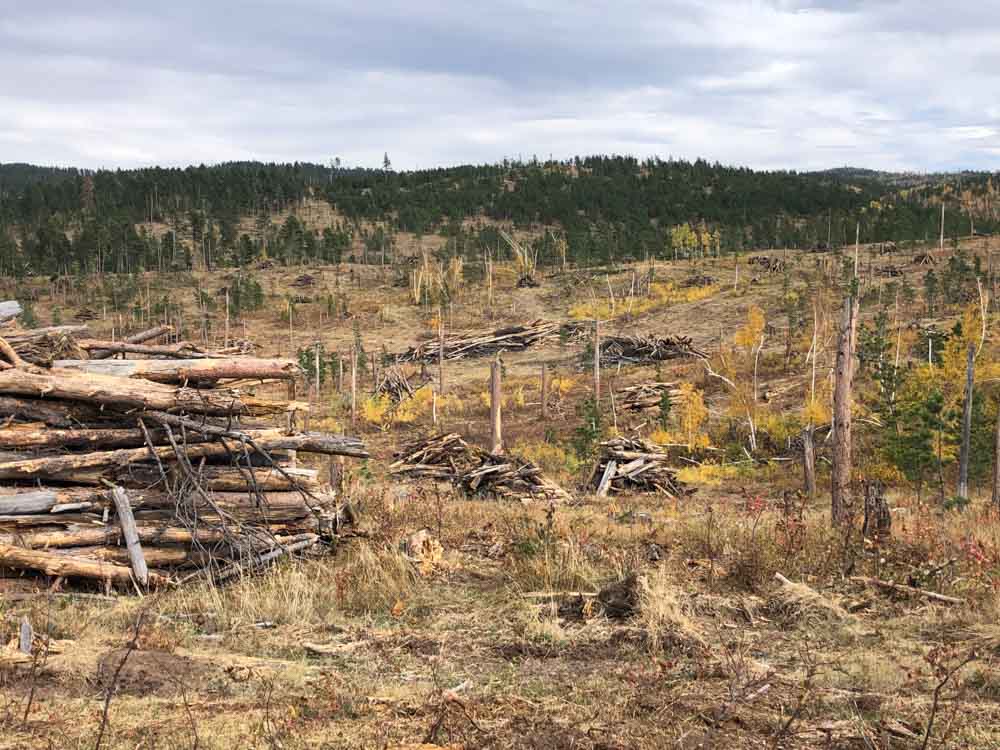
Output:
801,425,816,499
52,357,299,383
957,343,975,502
992,400,1000,507
831,293,858,525
490,356,503,455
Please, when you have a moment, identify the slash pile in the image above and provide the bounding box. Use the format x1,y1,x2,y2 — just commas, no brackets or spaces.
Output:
590,438,688,499
600,335,706,365
374,367,417,404
389,433,572,504
398,320,560,362
0,311,368,590
618,382,682,412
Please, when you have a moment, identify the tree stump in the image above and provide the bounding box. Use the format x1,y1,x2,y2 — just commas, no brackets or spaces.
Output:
862,480,891,543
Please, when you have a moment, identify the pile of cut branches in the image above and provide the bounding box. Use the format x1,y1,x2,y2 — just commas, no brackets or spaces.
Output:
398,319,559,362
374,367,416,404
590,437,688,499
390,433,571,504
600,335,706,365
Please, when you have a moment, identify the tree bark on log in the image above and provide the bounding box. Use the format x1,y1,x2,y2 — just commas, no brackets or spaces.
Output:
0,367,296,416
831,294,858,525
0,430,367,482
0,396,107,427
52,357,300,383
87,325,173,359
0,424,209,451
0,542,166,584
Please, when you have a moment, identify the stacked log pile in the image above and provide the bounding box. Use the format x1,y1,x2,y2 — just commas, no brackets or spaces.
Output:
389,433,572,504
618,382,682,412
398,320,559,362
590,438,688,499
0,311,368,590
600,335,706,365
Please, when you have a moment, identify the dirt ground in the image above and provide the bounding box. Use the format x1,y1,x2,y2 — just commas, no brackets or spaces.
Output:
2,240,999,748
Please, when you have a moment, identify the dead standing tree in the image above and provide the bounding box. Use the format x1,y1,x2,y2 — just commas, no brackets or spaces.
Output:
831,292,859,525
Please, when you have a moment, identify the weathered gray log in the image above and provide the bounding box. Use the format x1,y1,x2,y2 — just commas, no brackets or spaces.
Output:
77,340,210,358
19,616,32,654
0,301,22,324
596,460,617,497
110,486,148,587
53,357,300,383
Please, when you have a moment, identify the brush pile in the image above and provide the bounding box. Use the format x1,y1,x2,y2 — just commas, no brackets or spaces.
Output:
398,319,559,362
590,438,688,499
600,335,706,365
0,308,368,591
618,382,682,412
374,367,416,403
747,256,787,273
680,273,715,288
389,433,572,504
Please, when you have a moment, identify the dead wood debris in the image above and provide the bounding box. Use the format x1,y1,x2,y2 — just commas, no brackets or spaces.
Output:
0,307,368,591
600,335,707,365
398,320,559,362
617,382,682,412
389,433,572,504
747,256,787,273
590,437,689,499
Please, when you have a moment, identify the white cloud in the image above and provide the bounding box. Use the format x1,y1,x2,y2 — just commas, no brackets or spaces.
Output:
0,1,998,172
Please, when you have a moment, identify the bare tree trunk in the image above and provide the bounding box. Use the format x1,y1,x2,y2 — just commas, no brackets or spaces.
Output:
593,320,601,407
802,426,816,499
958,343,976,502
993,400,1000,506
540,363,548,421
438,309,445,396
490,356,503,455
350,345,357,426
831,293,858,525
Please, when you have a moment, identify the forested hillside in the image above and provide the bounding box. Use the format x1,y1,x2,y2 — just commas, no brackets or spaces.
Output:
1,157,998,276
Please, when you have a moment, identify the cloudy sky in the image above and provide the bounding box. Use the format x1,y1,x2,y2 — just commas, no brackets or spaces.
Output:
1,1,998,172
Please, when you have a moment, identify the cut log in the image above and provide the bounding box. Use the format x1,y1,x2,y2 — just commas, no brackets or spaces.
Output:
0,301,23,324
53,357,300,383
109,486,149,587
596,460,617,497
0,396,107,427
85,325,174,359
0,424,209,451
0,542,166,584
0,367,297,416
0,431,366,483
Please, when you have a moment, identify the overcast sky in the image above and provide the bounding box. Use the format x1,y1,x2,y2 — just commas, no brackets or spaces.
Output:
1,1,998,172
